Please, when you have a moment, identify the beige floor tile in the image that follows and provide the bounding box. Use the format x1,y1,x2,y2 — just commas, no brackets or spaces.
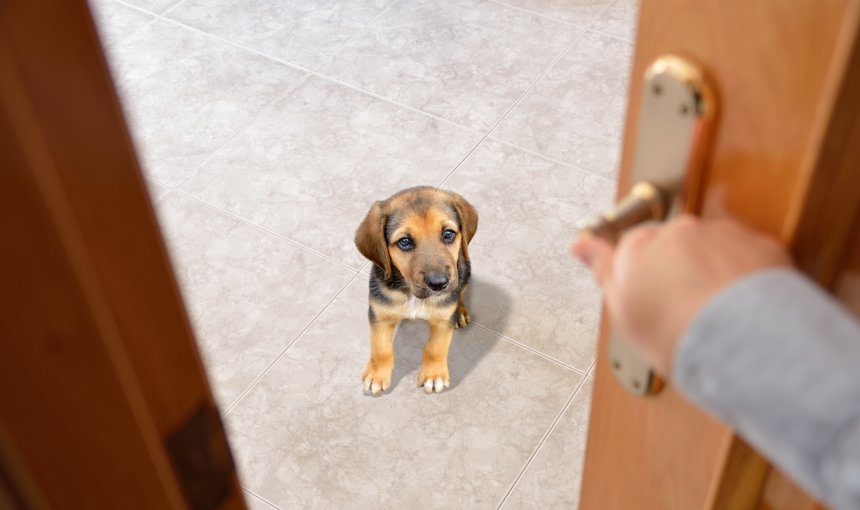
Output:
444,139,614,370
591,0,639,42
502,379,594,509
178,76,482,270
168,0,394,68
323,0,575,131
492,30,632,178
493,0,611,28
109,20,305,185
225,276,581,509
88,0,155,48
155,192,355,409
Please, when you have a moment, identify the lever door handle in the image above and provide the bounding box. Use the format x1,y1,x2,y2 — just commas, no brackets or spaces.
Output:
584,55,717,396
580,181,673,244
579,180,675,397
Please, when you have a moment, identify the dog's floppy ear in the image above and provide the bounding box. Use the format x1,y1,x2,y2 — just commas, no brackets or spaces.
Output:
451,193,478,262
355,200,392,279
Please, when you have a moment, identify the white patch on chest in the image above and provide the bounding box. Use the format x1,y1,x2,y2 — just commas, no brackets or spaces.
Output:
403,295,431,320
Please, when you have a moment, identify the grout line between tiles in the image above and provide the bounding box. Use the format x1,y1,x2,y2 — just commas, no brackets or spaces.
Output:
485,0,591,28
311,73,485,137
168,71,311,189
110,0,191,44
302,71,611,182
107,2,162,43
153,13,489,194
436,0,606,189
311,0,404,71
158,0,485,193
160,0,190,17
156,16,315,73
587,27,635,44
159,0,402,78
484,135,618,183
223,271,363,416
586,358,597,378
496,375,590,509
586,0,637,44
433,138,485,189
164,186,362,274
156,13,485,140
145,4,627,191
243,489,280,510
145,177,174,203
110,0,158,17
139,17,315,190
146,183,171,202
112,0,186,17
471,323,588,375
484,0,617,142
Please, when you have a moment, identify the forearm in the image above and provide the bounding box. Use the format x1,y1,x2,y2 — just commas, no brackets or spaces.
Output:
673,269,860,510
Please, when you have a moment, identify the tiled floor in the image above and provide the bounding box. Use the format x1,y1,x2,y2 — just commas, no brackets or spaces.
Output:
90,0,637,507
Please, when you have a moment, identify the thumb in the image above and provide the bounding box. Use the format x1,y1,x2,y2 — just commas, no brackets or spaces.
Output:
571,234,615,289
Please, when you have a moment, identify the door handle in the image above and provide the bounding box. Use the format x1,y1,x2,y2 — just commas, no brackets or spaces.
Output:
580,181,672,243
580,55,718,396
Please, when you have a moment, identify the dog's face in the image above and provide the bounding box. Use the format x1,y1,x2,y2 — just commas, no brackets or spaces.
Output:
387,199,462,299
356,187,478,299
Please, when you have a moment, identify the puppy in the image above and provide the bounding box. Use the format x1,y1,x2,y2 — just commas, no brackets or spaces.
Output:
355,186,478,394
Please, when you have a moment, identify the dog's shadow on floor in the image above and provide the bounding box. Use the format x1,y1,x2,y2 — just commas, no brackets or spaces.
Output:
385,278,512,393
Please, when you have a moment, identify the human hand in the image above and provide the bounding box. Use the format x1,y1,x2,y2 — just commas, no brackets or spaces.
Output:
571,215,792,375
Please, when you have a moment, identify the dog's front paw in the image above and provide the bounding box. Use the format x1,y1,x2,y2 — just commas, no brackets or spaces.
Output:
417,362,450,394
362,361,393,395
455,302,471,329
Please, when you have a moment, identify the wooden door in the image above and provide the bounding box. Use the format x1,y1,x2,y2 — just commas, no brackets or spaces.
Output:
580,1,860,508
0,1,247,508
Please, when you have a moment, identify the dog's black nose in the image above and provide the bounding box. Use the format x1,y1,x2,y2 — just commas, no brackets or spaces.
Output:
425,273,449,291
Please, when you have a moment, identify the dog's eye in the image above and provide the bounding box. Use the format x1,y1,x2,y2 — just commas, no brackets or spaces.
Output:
397,237,414,251
442,229,456,243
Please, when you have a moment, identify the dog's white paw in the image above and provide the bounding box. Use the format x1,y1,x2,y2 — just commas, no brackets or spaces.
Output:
363,378,384,394
362,362,392,395
422,378,449,393
417,364,450,394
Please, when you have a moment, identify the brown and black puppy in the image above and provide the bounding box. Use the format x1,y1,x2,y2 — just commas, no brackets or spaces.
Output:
355,186,478,394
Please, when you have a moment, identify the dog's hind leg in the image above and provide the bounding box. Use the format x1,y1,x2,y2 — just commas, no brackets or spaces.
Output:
455,284,471,329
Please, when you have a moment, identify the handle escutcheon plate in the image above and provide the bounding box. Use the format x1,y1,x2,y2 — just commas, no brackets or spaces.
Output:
585,55,718,396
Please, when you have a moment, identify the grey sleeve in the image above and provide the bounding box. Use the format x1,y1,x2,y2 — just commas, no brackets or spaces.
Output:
673,268,860,510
